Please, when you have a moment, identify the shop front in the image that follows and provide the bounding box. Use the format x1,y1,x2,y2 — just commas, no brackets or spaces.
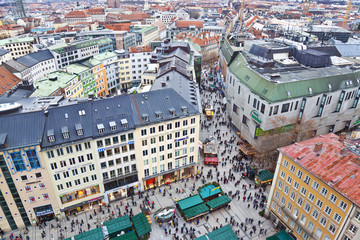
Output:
62,196,103,216
160,171,179,185
182,166,195,178
145,177,157,190
105,181,141,203
33,204,54,223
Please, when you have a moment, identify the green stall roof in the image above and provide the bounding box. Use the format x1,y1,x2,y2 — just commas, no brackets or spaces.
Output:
183,203,210,219
131,212,151,237
195,225,238,240
111,231,138,240
200,185,221,199
266,230,293,240
206,195,231,209
177,194,203,210
256,170,274,182
104,215,132,238
74,227,104,240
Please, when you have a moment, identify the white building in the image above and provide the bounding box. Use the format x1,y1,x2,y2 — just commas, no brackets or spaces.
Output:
129,46,152,82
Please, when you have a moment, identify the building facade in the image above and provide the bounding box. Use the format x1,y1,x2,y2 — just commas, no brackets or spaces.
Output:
267,133,360,240
115,49,132,90
129,46,152,82
0,37,34,58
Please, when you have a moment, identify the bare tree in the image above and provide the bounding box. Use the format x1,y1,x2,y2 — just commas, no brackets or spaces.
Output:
202,51,218,68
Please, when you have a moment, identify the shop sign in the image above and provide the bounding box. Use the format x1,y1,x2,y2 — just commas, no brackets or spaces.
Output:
174,136,189,143
98,140,134,152
250,110,262,124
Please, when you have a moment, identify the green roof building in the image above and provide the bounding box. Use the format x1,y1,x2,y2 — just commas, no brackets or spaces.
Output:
221,38,360,153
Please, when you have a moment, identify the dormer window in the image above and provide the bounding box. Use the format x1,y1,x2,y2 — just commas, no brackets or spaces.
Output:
75,123,83,136
47,129,55,143
78,110,86,116
142,114,149,122
61,126,69,139
181,106,188,114
109,121,117,131
97,124,105,134
169,108,176,116
155,111,162,119
121,119,128,129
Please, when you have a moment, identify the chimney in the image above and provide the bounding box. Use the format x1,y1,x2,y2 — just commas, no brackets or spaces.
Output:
314,142,323,152
340,148,348,155
339,132,346,142
161,82,166,87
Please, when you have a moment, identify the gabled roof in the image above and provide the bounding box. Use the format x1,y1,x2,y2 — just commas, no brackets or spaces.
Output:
0,66,21,96
177,194,203,210
16,50,54,68
65,10,90,18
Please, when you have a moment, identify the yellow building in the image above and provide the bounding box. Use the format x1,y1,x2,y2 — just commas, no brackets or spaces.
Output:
267,133,360,240
116,50,132,90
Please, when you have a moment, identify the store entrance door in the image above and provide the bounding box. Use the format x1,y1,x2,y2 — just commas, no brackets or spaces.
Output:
127,187,134,197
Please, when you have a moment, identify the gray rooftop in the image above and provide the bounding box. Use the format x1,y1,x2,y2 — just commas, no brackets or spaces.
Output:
16,50,54,68
0,48,9,56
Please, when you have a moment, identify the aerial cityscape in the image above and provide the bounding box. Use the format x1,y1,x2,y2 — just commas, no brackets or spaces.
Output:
0,0,360,239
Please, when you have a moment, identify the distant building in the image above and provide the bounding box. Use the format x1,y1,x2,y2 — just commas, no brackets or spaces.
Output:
0,48,11,64
87,8,106,23
129,46,152,82
93,52,118,94
129,25,158,46
64,10,92,24
107,0,121,8
49,37,113,68
0,36,34,58
115,49,132,90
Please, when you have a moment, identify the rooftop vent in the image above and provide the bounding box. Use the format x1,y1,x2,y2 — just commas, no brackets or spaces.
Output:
155,111,162,119
314,142,323,152
61,126,69,139
109,121,117,131
121,119,128,129
75,123,83,136
169,108,176,116
97,124,105,134
142,114,149,122
47,129,55,143
181,106,188,114
78,110,86,116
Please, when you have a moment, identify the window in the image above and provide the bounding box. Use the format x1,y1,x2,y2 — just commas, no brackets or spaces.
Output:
283,159,289,168
50,163,57,170
152,166,157,174
290,165,296,173
26,150,41,169
280,171,285,179
329,224,336,234
339,201,348,211
144,169,149,177
329,194,338,204
300,214,307,225
355,211,360,221
47,151,54,159
167,123,172,130
308,193,315,202
312,210,319,219
191,118,196,124
334,213,342,223
287,176,292,184
321,187,328,197
304,203,311,213
324,206,332,215
290,191,296,200
150,137,156,144
348,224,358,234
66,146,73,154
284,186,289,195
56,148,64,156
281,103,290,113
294,181,299,190
143,150,148,156
297,170,303,179
113,136,119,144
293,208,299,218
150,127,155,134
97,140,103,148
10,152,26,172
277,180,283,189
128,133,134,140
320,217,327,227
312,181,319,190
304,176,311,185
141,129,147,136
287,202,292,211
300,187,306,195
316,199,323,209
297,197,304,206
315,229,322,239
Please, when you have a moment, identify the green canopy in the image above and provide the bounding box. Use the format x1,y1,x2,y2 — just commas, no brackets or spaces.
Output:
200,185,221,199
110,231,138,240
177,194,203,210
73,227,104,240
104,215,132,239
183,203,210,219
206,195,231,209
256,170,274,182
195,225,238,240
266,230,293,240
131,212,151,238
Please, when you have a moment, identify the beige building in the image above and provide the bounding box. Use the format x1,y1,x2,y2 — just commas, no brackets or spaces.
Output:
0,36,34,58
0,112,60,231
115,49,132,90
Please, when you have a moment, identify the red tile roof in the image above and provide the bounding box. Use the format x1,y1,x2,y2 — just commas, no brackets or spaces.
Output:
177,20,203,29
87,8,104,15
129,45,152,53
104,23,135,32
119,13,150,21
65,10,90,18
0,66,21,96
279,133,360,207
176,32,219,47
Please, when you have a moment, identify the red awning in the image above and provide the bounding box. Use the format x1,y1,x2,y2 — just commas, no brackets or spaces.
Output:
205,157,218,163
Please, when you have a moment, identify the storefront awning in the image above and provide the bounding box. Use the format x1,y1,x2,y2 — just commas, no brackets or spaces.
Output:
205,157,218,163
238,144,256,155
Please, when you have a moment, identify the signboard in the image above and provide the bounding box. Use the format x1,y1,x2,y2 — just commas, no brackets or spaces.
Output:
198,141,203,149
250,110,262,124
